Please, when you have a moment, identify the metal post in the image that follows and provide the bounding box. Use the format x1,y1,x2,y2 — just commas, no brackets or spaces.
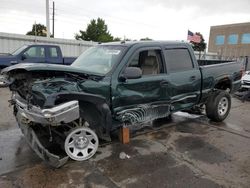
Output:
245,56,248,71
52,1,55,37
46,0,50,38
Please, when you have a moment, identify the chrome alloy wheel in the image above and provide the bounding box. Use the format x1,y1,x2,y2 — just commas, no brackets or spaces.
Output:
217,97,229,116
64,127,99,161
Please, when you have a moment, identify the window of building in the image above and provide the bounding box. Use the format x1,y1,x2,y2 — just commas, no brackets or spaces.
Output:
228,34,238,44
164,48,194,73
215,35,225,45
49,47,59,58
241,33,250,44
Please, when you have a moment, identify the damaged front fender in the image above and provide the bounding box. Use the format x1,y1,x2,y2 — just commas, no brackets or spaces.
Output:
47,92,112,141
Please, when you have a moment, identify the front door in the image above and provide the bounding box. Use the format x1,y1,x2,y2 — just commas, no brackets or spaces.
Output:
20,46,46,63
112,47,171,124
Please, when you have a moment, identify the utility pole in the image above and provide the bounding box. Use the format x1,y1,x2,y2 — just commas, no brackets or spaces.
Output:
34,21,37,37
52,1,55,37
46,0,50,38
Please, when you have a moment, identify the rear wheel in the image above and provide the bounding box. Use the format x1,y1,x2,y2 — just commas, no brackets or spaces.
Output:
206,91,231,122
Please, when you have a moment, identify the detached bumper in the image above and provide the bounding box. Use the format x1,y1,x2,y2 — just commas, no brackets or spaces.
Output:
15,94,80,125
16,112,69,168
13,95,82,167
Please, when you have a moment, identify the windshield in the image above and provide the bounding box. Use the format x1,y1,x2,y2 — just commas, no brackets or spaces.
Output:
11,45,28,56
71,45,126,75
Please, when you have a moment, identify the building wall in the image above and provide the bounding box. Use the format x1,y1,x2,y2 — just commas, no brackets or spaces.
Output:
208,22,250,58
0,32,96,57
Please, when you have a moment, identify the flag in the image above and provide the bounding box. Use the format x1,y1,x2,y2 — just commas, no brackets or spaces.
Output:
187,30,201,43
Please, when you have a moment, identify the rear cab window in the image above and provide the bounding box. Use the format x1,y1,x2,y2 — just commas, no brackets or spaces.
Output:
48,47,59,58
164,48,194,73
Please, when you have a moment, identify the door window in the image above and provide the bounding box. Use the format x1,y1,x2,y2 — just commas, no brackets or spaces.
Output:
24,47,45,58
49,47,59,58
128,50,163,75
164,48,194,73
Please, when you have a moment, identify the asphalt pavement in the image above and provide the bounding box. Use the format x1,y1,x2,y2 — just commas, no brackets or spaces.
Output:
0,88,250,188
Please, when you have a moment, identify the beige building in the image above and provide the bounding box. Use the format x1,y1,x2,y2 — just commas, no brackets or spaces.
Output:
208,22,250,58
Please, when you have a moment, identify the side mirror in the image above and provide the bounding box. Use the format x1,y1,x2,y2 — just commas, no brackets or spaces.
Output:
119,67,142,81
21,54,28,60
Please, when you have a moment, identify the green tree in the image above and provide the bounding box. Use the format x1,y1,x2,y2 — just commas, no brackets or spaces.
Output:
190,32,206,52
113,37,122,41
140,37,152,41
75,18,114,42
26,23,48,37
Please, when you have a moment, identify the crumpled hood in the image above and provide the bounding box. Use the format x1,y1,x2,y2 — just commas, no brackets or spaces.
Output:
1,63,103,77
1,63,110,108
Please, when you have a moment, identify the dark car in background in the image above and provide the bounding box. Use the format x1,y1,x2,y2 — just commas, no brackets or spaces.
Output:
0,44,76,69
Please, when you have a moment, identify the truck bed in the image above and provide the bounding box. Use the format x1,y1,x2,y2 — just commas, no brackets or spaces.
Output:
63,57,77,65
197,59,231,66
199,61,242,102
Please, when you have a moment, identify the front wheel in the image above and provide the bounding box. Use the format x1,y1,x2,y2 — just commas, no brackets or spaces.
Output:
64,127,99,161
206,91,231,122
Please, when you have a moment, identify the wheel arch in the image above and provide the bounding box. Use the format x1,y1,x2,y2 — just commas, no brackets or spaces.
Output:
46,92,112,141
214,77,232,92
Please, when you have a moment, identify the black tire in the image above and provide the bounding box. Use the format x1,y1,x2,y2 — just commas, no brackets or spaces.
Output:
206,91,231,122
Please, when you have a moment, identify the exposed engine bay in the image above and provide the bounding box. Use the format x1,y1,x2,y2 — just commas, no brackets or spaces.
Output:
4,69,112,167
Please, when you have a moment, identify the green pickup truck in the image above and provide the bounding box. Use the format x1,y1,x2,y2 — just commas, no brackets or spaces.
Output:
0,41,242,167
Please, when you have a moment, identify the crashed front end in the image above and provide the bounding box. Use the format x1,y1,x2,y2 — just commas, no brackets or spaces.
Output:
14,93,80,167
1,64,111,167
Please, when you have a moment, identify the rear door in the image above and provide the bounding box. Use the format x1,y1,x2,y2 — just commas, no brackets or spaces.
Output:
112,47,171,124
163,46,201,111
46,46,63,64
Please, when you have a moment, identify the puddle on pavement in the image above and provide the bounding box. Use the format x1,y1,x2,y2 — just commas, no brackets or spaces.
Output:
224,123,244,132
146,130,170,140
96,140,221,188
175,121,209,135
206,119,246,133
174,111,203,119
175,136,231,164
124,164,221,188
1,161,117,188
0,129,41,175
0,122,17,131
97,148,175,183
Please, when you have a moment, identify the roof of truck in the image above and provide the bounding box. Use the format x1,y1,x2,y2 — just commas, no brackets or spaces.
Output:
99,40,192,48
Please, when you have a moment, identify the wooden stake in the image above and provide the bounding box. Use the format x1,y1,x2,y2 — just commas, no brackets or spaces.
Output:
119,126,130,144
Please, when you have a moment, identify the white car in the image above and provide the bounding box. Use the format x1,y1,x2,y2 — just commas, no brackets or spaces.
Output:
241,71,250,89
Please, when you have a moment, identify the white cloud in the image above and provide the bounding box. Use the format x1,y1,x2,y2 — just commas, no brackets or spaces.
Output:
0,0,249,43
